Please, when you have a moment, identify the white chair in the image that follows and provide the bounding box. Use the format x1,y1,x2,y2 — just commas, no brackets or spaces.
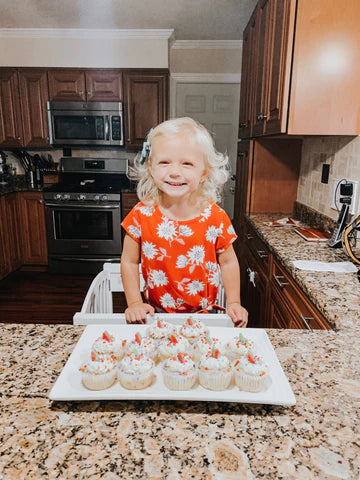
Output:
73,262,226,324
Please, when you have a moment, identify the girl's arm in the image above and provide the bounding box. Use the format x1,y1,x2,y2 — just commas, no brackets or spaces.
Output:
121,234,154,324
218,245,248,327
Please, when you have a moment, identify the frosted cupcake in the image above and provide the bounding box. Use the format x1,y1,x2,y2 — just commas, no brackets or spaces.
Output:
158,333,190,362
162,352,197,390
198,348,232,391
125,332,158,362
233,353,270,392
118,353,155,390
192,334,224,363
113,339,127,362
146,318,176,344
80,355,117,390
91,330,115,359
179,316,208,344
224,332,254,362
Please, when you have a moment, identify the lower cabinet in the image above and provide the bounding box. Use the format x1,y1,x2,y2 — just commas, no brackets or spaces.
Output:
0,194,22,279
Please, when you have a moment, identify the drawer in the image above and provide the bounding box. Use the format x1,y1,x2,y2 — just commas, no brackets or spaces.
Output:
244,222,271,274
271,259,331,330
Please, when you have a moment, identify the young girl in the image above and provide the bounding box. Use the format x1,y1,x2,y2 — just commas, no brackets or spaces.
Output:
121,117,248,327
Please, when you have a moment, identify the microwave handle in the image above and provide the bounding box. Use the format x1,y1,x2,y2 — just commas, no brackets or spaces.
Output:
105,115,110,141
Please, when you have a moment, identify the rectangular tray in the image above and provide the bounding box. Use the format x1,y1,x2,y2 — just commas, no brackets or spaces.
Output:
49,320,296,406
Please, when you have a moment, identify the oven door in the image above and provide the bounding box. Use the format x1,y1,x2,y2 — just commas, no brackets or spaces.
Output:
45,202,121,256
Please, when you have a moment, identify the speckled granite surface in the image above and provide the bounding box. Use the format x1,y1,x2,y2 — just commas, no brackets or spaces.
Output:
247,214,360,331
1,323,359,479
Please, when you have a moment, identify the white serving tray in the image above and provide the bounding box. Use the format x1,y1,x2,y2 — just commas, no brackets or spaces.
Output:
49,318,296,406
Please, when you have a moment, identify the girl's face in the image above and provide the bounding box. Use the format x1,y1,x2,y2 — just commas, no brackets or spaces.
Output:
149,133,208,201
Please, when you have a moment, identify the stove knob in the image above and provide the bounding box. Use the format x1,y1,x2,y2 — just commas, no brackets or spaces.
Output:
78,194,87,201
54,194,63,201
94,195,100,201
63,194,71,201
101,195,108,202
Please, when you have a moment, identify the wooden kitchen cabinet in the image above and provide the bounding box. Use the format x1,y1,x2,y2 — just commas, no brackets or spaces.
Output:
121,192,138,220
0,193,22,280
240,0,360,137
19,69,51,148
0,69,23,148
48,69,123,102
18,192,48,265
123,70,168,149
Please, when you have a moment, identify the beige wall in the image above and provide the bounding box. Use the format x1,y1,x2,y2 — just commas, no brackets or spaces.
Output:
297,136,360,220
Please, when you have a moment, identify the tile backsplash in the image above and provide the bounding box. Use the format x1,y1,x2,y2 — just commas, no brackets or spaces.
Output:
297,136,360,221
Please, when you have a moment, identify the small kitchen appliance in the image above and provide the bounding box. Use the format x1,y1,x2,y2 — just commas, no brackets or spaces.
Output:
43,157,131,274
328,182,353,248
0,151,11,184
47,101,124,147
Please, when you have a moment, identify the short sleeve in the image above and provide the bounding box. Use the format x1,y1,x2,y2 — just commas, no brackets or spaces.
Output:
121,203,142,243
215,208,237,253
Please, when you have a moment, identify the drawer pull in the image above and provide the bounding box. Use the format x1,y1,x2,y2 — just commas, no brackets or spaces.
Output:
273,274,289,288
257,249,268,259
299,314,313,331
247,267,256,287
246,233,254,240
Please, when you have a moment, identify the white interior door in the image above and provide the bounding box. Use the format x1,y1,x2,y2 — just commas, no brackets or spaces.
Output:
175,82,240,218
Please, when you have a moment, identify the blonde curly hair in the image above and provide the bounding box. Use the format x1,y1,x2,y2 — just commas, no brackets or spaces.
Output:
128,117,229,204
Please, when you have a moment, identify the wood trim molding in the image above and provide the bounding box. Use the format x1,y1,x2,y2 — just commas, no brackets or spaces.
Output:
0,28,174,40
172,40,242,49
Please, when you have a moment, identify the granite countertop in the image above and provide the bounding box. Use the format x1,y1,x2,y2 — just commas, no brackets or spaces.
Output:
247,214,360,330
0,176,43,196
1,320,359,479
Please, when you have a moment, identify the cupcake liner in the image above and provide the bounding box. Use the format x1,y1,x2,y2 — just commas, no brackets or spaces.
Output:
119,369,154,390
234,371,268,392
162,367,197,391
198,368,232,391
82,370,117,391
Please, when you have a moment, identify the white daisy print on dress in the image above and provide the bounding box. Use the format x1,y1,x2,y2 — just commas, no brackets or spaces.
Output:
206,261,218,272
199,204,212,222
176,277,191,292
157,217,177,242
186,280,205,296
200,298,209,309
149,269,168,287
139,205,154,216
227,225,236,235
187,245,205,265
160,293,176,309
142,241,158,260
176,255,188,269
208,268,221,287
205,225,219,243
157,247,170,262
128,224,141,238
178,225,193,237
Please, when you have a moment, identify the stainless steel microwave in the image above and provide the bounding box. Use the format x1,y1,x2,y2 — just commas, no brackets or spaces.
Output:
47,101,124,146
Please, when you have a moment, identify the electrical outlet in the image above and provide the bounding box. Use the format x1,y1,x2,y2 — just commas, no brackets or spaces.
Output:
331,178,358,215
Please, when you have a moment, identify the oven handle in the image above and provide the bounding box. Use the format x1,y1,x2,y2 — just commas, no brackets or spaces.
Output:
105,115,110,141
45,202,120,209
56,257,120,262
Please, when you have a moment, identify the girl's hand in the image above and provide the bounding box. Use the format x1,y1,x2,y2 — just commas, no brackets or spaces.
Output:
226,303,248,328
125,302,155,324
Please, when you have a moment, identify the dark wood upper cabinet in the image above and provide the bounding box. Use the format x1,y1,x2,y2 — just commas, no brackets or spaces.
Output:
85,70,122,102
0,69,23,147
19,69,50,148
48,69,86,101
123,71,168,149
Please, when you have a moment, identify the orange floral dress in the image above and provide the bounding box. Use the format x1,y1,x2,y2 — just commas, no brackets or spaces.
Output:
121,201,237,313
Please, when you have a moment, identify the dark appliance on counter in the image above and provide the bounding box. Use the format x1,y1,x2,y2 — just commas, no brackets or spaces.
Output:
44,157,130,274
47,101,124,146
0,151,12,184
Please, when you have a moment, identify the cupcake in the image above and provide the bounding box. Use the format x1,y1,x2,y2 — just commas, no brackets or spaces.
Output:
224,332,254,362
192,334,224,363
146,318,176,344
118,353,155,390
233,353,270,393
179,316,208,344
80,355,117,390
125,332,157,362
91,330,115,359
198,348,232,391
162,352,197,390
158,333,190,362
113,339,127,362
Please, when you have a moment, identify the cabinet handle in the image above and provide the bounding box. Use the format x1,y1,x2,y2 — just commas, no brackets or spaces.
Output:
239,122,247,128
246,233,254,240
257,249,268,259
247,267,256,287
299,314,313,331
79,91,84,95
256,113,267,121
273,274,289,288
38,199,43,204
17,136,21,140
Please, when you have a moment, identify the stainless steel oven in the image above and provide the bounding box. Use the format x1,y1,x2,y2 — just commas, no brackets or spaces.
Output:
44,157,130,274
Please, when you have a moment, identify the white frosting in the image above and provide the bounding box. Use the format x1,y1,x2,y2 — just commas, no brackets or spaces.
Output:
92,336,115,355
163,353,195,374
125,336,156,356
80,357,116,375
180,317,207,339
120,354,154,374
193,336,223,357
227,335,254,357
199,353,230,371
147,319,174,339
158,334,190,357
236,354,269,377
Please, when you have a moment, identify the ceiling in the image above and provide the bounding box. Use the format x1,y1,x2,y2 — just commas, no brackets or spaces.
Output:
0,0,257,40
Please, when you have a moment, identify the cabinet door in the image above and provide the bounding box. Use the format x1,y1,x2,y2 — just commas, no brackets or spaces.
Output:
123,71,168,149
48,70,86,101
0,69,23,147
3,193,22,272
269,287,289,328
85,70,123,102
19,69,50,148
0,196,10,280
18,192,48,265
